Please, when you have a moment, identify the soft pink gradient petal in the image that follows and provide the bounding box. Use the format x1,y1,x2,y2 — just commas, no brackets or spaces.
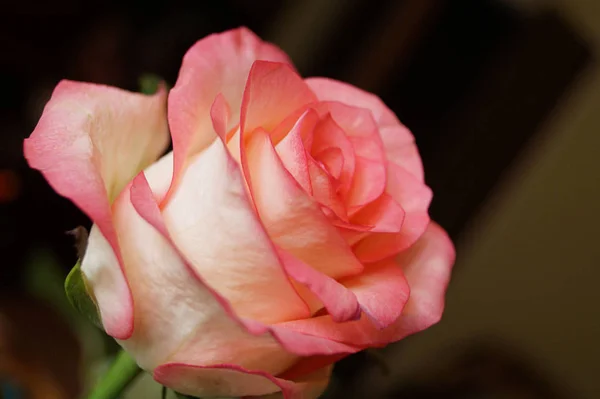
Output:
154,363,332,399
306,77,424,180
155,364,280,397
348,193,405,233
166,27,293,203
353,163,432,263
241,61,317,140
314,147,344,180
313,102,387,208
306,78,402,128
126,165,363,371
311,114,355,191
341,261,410,330
306,154,347,220
379,128,424,181
314,102,385,163
274,110,319,193
345,157,387,209
210,93,231,140
245,128,363,280
277,249,361,323
24,80,169,339
276,223,454,346
110,161,299,375
162,138,310,323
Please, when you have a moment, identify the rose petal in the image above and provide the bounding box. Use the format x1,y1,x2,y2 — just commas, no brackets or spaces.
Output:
306,154,347,220
306,78,423,180
379,128,425,181
163,138,310,323
346,157,387,209
277,249,361,323
315,102,385,163
111,162,299,376
155,364,281,398
311,114,355,191
353,163,432,263
210,93,231,140
341,261,410,329
348,193,406,233
276,223,455,346
274,109,319,193
154,363,332,399
167,27,292,203
24,80,169,339
241,60,317,140
244,128,363,279
306,78,402,128
314,147,344,180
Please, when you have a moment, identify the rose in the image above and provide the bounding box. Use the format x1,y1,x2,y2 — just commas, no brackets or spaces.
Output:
24,28,455,399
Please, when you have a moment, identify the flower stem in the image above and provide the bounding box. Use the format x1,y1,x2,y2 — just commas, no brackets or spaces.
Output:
86,350,141,399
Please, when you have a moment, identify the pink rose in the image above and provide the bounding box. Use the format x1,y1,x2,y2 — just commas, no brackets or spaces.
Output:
24,28,455,399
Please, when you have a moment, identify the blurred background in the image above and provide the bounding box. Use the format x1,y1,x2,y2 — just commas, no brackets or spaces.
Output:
1,0,599,398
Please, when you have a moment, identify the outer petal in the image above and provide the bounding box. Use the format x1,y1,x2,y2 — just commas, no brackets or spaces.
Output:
162,138,310,324
167,27,292,202
245,128,364,279
154,363,332,399
110,160,299,377
353,163,432,263
24,80,169,339
276,223,455,347
341,261,410,330
306,78,424,180
155,364,281,398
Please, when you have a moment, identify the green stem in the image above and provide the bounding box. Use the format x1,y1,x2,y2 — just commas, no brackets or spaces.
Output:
86,350,141,399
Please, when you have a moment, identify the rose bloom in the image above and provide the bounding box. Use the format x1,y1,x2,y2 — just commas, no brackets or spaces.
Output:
24,28,455,399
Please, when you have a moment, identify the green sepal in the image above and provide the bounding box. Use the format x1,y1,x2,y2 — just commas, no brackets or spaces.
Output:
65,261,103,329
139,73,165,95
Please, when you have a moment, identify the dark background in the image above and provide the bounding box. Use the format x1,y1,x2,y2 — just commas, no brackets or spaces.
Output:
1,0,597,398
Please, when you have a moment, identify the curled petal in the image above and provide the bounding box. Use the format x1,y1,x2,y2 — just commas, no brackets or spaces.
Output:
276,223,455,347
167,27,292,203
163,138,310,323
353,163,432,262
311,114,355,191
112,161,299,376
306,78,423,180
348,193,405,233
278,249,361,323
274,109,319,193
241,60,317,141
244,128,363,279
306,78,403,128
346,157,387,209
342,261,410,329
24,80,169,339
306,154,347,220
